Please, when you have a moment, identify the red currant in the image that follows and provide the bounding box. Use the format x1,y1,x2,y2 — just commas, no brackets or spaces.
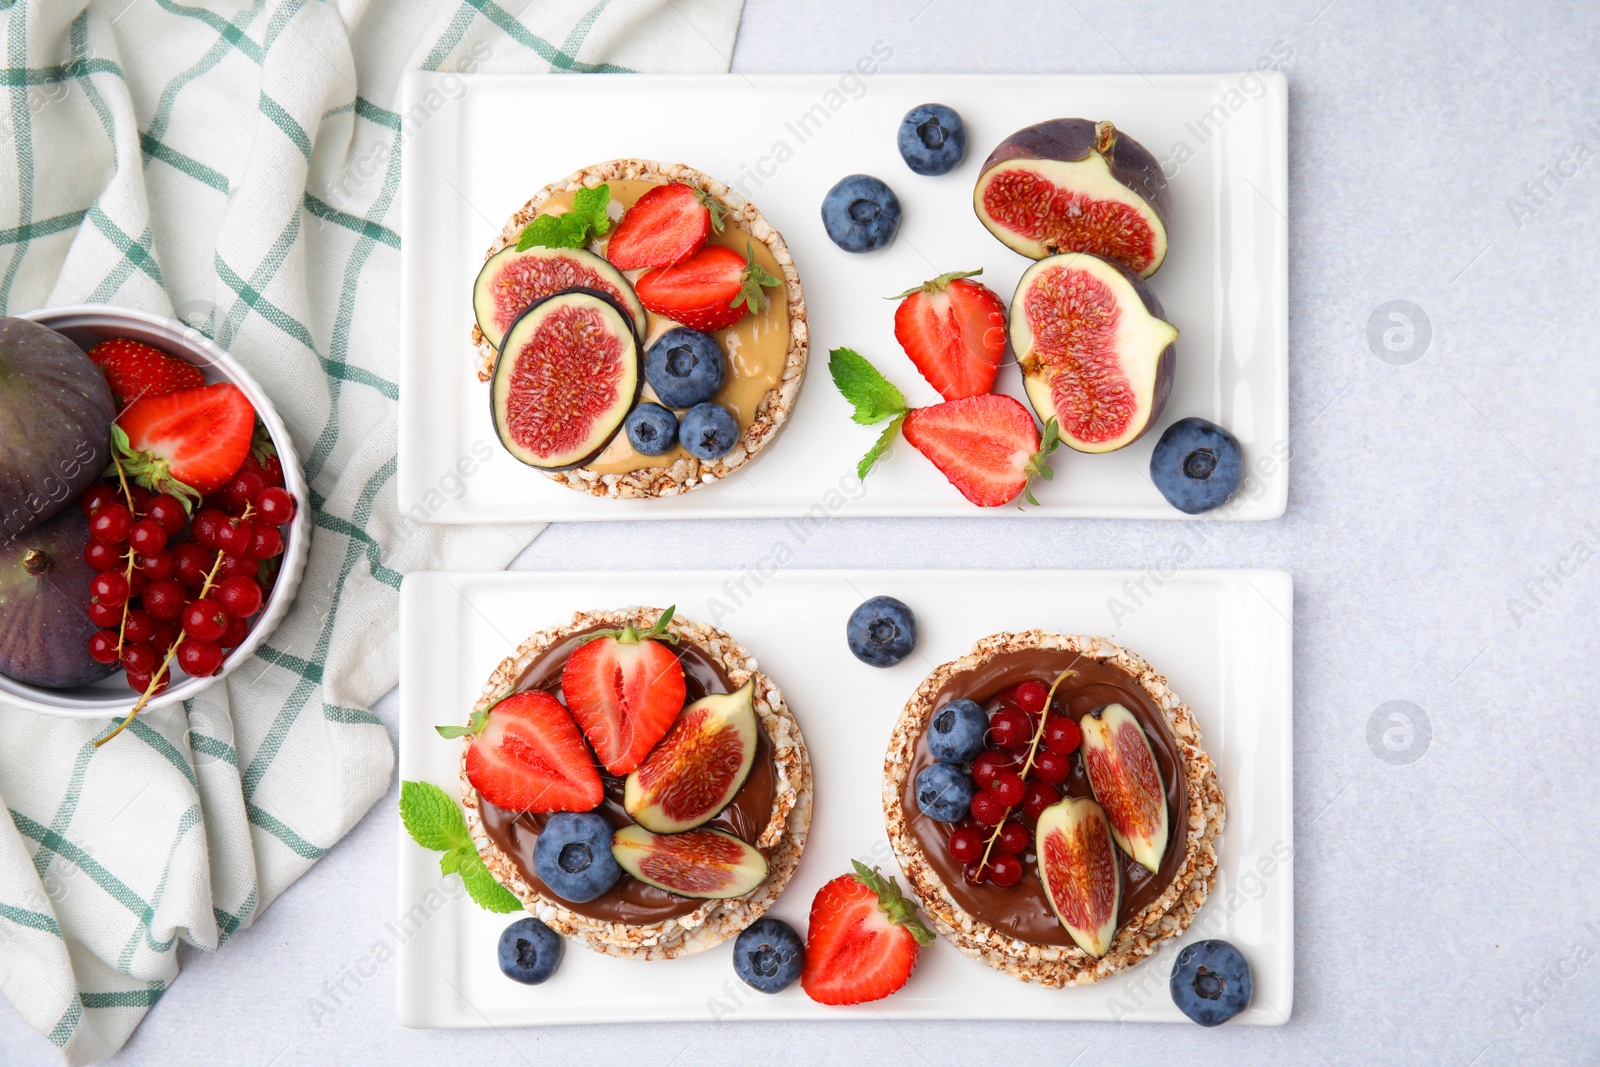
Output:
963,859,989,885
1043,716,1082,755
142,579,188,621
987,852,1023,888
988,707,1034,750
122,609,155,645
173,542,213,588
129,485,151,511
127,571,147,597
86,599,121,628
254,486,295,525
149,619,180,653
182,598,229,642
219,613,249,648
126,666,170,696
146,494,187,535
248,524,283,560
1023,779,1061,821
128,518,167,554
121,642,157,675
214,517,253,556
1032,748,1073,785
997,821,1030,854
947,825,985,864
89,571,129,607
79,483,119,516
88,503,133,544
215,575,263,617
226,470,265,508
969,790,1008,826
214,551,252,579
190,508,226,549
988,771,1025,807
135,549,175,581
87,630,121,664
1015,680,1048,715
972,749,1016,790
84,539,122,571
176,638,224,677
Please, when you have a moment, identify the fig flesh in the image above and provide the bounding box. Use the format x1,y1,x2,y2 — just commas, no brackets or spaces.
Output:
489,288,642,470
1009,252,1177,453
624,680,758,833
473,245,646,351
610,824,768,899
1035,795,1122,958
974,118,1170,277
1080,702,1169,872
0,507,119,688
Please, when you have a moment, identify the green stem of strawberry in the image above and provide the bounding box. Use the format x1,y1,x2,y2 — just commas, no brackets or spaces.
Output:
576,605,678,647
1019,418,1061,509
94,505,248,748
973,667,1077,878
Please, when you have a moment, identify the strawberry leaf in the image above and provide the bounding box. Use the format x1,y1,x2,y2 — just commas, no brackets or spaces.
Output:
850,860,936,946
693,187,726,233
828,347,907,426
886,267,983,301
249,420,277,465
1020,417,1061,508
730,242,781,316
576,605,680,647
108,423,201,513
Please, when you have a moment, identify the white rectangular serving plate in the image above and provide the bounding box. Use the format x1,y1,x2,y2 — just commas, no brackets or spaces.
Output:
396,569,1294,1027
398,72,1288,522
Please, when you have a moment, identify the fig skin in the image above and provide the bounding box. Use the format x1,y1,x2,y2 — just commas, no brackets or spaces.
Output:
1009,252,1177,454
0,506,119,689
489,286,643,471
975,119,1170,276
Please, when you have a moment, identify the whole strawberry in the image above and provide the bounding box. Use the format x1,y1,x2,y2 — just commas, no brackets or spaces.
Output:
802,861,935,1005
890,268,1006,401
88,337,205,406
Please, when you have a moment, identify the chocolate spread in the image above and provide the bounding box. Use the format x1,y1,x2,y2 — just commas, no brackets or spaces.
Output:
900,649,1189,946
477,626,776,924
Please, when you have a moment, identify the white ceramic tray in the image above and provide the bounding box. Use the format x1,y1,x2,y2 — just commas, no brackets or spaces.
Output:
396,568,1294,1027
397,73,1288,522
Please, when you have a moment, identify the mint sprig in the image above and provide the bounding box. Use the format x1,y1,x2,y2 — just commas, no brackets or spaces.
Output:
399,780,522,913
828,347,910,477
515,183,613,251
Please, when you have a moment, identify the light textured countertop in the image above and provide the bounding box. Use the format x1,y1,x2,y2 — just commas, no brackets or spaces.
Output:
6,0,1600,1063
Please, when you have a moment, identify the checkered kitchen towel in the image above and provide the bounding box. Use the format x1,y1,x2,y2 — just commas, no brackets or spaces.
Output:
0,1,743,1061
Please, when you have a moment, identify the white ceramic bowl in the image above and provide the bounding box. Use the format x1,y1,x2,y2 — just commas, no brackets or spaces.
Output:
2,304,310,719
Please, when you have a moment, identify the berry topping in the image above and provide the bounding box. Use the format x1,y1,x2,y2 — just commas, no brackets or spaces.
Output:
606,182,721,271
678,401,739,461
946,825,985,864
448,690,604,813
926,697,987,764
1043,715,1082,755
1015,680,1049,714
988,706,1034,750
558,608,686,776
531,811,622,903
644,326,726,409
914,762,976,823
987,851,1023,888
623,401,679,456
634,242,780,333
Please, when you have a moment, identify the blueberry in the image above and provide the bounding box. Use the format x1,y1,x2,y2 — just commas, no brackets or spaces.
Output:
497,916,563,984
732,917,805,993
645,327,726,408
679,401,739,461
532,812,622,903
1169,939,1253,1026
914,762,976,822
846,595,917,667
897,103,967,176
1149,417,1245,515
625,401,679,455
821,174,901,253
927,698,987,764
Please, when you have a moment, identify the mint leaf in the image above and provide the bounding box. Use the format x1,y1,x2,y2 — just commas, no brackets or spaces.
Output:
400,780,472,853
570,183,612,238
828,347,906,426
455,851,524,913
514,214,573,251
858,413,904,479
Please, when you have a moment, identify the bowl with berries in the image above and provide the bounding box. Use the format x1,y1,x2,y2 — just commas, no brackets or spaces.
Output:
0,305,309,729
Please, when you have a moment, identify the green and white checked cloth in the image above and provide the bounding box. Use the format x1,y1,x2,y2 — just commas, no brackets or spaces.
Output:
0,0,742,1061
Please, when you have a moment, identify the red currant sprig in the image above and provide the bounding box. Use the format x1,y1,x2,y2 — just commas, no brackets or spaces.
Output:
970,667,1077,881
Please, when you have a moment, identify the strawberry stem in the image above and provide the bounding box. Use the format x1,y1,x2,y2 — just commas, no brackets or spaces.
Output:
973,667,1077,878
730,243,781,316
576,605,678,648
850,860,936,945
885,267,983,301
1019,418,1062,508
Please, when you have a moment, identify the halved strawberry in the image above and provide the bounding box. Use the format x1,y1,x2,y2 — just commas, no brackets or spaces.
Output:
447,691,604,813
605,183,723,270
114,382,256,506
801,861,935,1006
559,607,687,776
890,268,1006,401
901,394,1059,507
633,243,780,332
88,337,206,406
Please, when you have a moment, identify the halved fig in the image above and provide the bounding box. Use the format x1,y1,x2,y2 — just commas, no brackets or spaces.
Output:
1035,796,1122,958
974,118,1170,277
1010,252,1177,454
1080,702,1169,872
610,825,768,899
490,287,642,470
624,680,758,833
473,245,646,350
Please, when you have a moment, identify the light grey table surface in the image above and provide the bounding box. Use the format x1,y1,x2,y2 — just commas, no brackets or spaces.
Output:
7,1,1600,1064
